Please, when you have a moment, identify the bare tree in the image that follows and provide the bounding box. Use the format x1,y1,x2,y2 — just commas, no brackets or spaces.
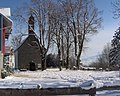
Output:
61,0,102,69
11,5,29,49
29,0,57,70
49,4,63,70
98,43,111,69
90,43,111,70
13,0,54,71
112,0,120,19
12,0,102,70
11,33,22,49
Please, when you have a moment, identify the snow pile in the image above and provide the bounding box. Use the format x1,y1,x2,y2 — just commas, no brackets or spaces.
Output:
0,69,119,89
80,80,95,90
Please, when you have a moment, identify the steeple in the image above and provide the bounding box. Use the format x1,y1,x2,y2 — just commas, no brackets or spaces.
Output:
28,14,34,34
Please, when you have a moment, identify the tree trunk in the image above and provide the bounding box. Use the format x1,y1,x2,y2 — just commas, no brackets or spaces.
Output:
76,57,80,70
41,55,45,71
76,51,81,70
58,48,62,71
66,42,70,69
61,30,65,68
76,31,85,70
66,55,69,69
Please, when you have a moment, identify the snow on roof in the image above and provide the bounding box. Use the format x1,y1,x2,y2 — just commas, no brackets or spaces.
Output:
0,8,11,17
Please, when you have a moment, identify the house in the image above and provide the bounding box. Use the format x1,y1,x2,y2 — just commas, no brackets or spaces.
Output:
0,8,12,70
4,46,15,68
14,15,41,70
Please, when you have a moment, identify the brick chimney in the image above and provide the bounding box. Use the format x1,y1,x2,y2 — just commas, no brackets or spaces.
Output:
28,14,34,34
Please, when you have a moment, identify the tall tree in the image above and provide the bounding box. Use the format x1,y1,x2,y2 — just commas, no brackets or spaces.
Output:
49,4,64,71
61,0,102,69
112,0,120,19
90,43,111,70
109,27,120,70
11,33,22,49
12,0,102,70
13,0,54,71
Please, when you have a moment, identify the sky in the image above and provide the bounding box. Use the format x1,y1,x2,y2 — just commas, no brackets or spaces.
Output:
81,0,120,64
0,0,119,64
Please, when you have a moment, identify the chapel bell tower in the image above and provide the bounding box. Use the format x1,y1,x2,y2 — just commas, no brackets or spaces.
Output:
28,15,34,34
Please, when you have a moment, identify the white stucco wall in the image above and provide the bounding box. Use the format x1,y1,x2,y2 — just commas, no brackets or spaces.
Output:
14,51,18,69
0,51,3,78
9,54,15,69
0,51,3,69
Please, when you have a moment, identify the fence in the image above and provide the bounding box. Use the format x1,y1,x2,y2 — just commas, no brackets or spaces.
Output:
0,87,96,96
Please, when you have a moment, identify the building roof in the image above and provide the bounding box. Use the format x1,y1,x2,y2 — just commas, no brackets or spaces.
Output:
14,36,29,52
14,34,39,52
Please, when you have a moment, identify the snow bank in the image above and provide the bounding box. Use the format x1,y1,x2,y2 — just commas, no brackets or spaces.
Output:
80,80,95,90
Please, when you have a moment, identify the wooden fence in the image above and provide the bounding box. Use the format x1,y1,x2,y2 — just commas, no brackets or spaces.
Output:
0,87,96,96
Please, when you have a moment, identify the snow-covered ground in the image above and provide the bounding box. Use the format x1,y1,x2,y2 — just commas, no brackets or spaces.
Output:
0,69,120,95
0,68,119,90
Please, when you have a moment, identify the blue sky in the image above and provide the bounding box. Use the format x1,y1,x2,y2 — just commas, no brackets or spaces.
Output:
0,0,119,64
0,0,26,9
81,0,119,64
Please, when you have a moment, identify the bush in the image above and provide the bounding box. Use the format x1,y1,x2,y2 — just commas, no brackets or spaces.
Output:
5,65,13,74
1,65,13,79
1,69,8,79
